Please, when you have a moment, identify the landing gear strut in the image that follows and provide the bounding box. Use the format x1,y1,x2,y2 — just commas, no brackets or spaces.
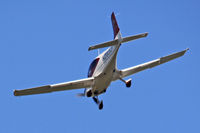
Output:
93,97,103,110
93,97,99,104
120,78,132,88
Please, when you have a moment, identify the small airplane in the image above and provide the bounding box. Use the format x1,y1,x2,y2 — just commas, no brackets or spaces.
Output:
14,12,189,110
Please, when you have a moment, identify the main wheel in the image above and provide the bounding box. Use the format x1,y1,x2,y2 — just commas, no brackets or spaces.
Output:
98,101,103,110
126,80,131,88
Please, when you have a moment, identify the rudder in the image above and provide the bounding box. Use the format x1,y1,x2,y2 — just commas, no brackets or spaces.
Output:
111,12,120,39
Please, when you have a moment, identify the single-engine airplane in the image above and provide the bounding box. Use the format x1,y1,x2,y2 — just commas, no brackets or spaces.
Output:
14,12,188,110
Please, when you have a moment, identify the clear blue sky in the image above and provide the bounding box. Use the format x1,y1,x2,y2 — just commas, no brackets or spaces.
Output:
0,0,199,132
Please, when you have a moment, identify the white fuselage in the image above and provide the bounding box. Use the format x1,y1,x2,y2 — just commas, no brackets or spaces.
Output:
86,39,121,97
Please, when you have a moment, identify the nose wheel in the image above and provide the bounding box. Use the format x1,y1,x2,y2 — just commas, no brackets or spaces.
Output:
93,97,103,110
98,101,103,110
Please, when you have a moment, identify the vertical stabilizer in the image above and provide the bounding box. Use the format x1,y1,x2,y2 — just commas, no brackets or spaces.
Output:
111,12,120,39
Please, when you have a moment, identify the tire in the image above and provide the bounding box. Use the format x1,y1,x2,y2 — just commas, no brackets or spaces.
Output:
99,101,103,110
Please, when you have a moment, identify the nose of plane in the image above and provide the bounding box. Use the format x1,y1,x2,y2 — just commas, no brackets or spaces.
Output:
86,89,92,97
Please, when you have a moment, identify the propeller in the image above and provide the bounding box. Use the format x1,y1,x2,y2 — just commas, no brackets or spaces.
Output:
76,93,85,97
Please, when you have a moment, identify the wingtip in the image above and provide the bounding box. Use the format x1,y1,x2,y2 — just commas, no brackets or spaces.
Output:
88,47,92,51
183,48,189,54
144,32,149,37
182,48,189,55
13,90,18,96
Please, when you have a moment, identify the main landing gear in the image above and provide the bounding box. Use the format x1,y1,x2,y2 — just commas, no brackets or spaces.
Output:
93,97,103,110
120,78,132,88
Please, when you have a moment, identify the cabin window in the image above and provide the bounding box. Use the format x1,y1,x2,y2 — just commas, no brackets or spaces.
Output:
88,58,100,77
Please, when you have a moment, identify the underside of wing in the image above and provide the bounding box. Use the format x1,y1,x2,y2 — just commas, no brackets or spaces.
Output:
120,48,189,78
14,77,94,96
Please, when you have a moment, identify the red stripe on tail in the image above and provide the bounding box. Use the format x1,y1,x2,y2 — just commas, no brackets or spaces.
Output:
111,12,120,39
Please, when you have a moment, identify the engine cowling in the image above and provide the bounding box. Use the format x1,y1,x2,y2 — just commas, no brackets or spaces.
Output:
86,89,92,97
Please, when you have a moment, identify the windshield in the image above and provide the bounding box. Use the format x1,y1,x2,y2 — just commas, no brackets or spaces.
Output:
88,58,100,77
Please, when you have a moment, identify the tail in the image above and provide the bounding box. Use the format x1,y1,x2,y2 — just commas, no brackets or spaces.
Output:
111,12,121,39
88,12,148,51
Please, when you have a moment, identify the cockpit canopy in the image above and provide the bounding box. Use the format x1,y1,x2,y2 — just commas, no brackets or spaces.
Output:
88,58,100,77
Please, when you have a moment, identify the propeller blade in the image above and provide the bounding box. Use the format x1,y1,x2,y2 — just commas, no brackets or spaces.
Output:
76,93,85,97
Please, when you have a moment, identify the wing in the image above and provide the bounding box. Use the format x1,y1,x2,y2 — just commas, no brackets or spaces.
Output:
120,48,189,78
14,77,94,96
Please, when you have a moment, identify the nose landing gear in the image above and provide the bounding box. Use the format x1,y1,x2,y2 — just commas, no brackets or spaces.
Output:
98,101,103,110
93,97,103,110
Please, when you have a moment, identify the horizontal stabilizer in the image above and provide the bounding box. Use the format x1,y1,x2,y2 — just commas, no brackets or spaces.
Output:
88,40,118,51
122,32,148,43
88,32,148,51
